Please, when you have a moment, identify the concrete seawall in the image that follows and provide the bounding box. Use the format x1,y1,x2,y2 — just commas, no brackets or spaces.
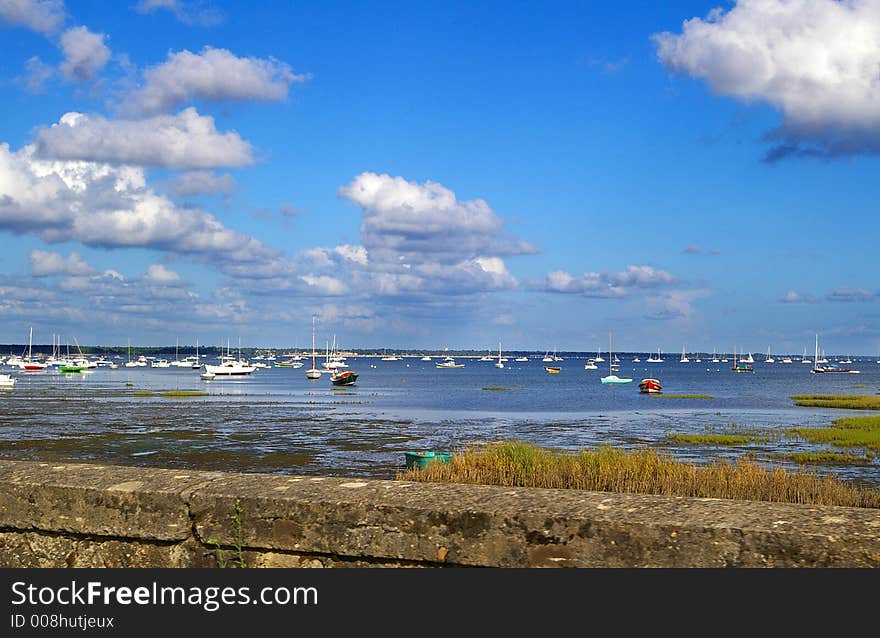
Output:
1,459,879,567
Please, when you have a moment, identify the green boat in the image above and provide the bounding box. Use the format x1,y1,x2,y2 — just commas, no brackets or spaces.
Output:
59,364,86,373
404,451,452,470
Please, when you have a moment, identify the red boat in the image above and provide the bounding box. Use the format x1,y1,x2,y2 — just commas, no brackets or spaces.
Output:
639,378,662,394
330,370,358,386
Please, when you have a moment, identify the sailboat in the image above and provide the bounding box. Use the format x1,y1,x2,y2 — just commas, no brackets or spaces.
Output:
810,335,824,374
731,344,753,372
494,340,504,369
306,316,322,379
647,348,663,363
679,347,690,363
600,332,632,384
764,346,775,363
21,327,47,370
801,347,811,364
711,348,720,363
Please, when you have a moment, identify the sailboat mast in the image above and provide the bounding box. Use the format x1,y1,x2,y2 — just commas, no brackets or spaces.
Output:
608,332,612,376
311,316,316,368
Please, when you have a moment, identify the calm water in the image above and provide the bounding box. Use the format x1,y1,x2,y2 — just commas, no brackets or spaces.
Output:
1,354,879,485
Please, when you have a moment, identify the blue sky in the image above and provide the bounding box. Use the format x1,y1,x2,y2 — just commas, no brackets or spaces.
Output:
1,0,878,354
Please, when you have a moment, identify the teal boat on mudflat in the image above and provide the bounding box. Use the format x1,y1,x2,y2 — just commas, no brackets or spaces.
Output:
404,451,452,470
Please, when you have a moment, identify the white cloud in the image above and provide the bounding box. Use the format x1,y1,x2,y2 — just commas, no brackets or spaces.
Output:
542,265,676,297
23,56,54,92
654,0,880,158
29,249,95,276
35,108,253,169
167,170,235,196
0,126,279,267
781,290,817,303
826,287,876,302
144,263,182,285
300,275,347,296
121,46,308,116
59,26,110,82
339,171,535,265
0,0,64,34
134,0,223,26
334,244,368,265
644,289,711,321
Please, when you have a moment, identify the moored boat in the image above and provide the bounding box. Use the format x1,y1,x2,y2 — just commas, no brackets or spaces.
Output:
404,451,452,470
0,373,15,388
543,365,561,374
639,378,662,394
330,370,358,386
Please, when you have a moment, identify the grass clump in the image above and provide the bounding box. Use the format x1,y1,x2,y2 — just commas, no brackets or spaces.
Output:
482,386,512,391
131,390,154,397
398,440,880,508
667,433,754,446
788,415,880,451
767,451,875,466
652,394,714,399
790,395,880,410
159,390,209,398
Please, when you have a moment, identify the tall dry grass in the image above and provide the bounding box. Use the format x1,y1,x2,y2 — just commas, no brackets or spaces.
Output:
398,441,880,508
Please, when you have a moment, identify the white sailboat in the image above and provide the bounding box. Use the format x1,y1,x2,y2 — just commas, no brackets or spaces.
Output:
647,348,663,363
764,346,775,363
306,316,322,379
600,332,632,384
679,347,690,363
711,348,720,363
801,347,811,364
494,340,504,368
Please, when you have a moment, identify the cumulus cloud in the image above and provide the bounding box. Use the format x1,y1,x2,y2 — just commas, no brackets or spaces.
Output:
35,108,253,169
120,46,308,116
329,172,535,298
134,0,223,26
654,0,880,159
826,287,876,302
542,265,676,297
0,0,64,34
167,170,235,196
644,289,711,321
59,26,110,82
0,126,279,269
144,263,182,285
29,249,95,276
339,171,536,265
781,290,818,303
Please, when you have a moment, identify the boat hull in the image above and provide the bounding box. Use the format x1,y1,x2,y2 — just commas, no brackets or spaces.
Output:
639,378,662,394
330,371,358,386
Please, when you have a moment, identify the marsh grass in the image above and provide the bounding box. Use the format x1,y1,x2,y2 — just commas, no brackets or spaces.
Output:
790,395,880,410
131,390,154,397
398,440,880,508
667,433,756,445
788,415,880,451
159,390,209,398
766,451,876,466
652,394,714,399
482,387,512,391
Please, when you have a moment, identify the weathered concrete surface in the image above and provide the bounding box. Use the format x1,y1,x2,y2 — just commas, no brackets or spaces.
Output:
1,459,879,567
